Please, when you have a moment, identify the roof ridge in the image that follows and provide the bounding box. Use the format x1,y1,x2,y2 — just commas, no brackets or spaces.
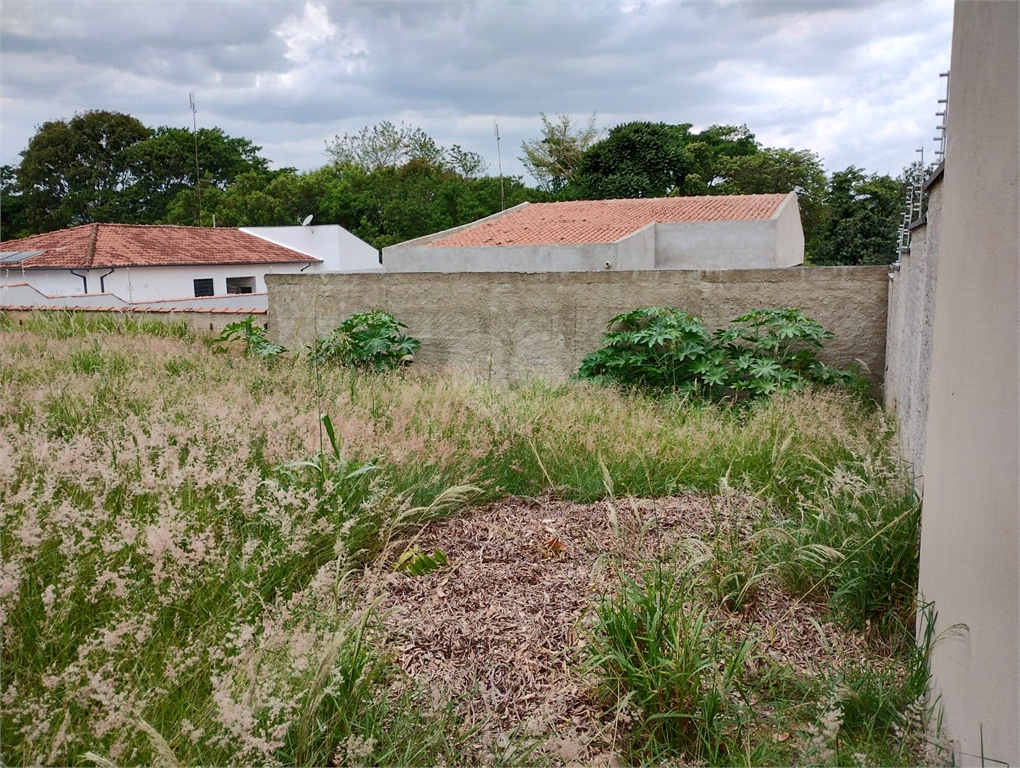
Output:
530,193,788,206
85,223,100,268
95,222,223,231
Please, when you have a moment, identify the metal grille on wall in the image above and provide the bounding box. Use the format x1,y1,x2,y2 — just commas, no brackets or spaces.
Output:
894,69,950,263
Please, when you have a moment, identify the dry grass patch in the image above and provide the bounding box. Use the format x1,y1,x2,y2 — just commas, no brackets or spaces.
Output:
373,493,883,765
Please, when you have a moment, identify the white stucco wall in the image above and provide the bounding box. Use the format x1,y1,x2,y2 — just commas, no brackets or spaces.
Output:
653,220,776,269
12,263,313,303
240,225,383,272
0,283,128,307
0,282,269,311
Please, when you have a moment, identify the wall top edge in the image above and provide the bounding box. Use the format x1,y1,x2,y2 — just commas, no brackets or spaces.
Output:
922,161,945,192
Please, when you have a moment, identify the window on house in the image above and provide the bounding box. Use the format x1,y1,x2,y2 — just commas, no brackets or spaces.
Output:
194,278,214,297
226,276,256,294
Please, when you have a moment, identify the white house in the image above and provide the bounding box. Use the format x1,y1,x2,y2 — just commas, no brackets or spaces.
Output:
0,222,381,310
382,193,804,273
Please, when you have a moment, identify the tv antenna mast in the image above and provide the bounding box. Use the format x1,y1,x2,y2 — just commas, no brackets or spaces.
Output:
494,119,506,211
190,93,202,226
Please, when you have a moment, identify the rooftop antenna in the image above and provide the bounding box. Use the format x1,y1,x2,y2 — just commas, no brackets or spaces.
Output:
494,119,506,211
190,93,202,226
302,214,314,226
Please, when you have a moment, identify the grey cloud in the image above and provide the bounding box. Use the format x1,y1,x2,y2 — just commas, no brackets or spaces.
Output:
1,0,952,179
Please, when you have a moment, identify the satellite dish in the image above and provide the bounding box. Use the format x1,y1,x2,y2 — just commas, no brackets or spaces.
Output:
301,214,314,226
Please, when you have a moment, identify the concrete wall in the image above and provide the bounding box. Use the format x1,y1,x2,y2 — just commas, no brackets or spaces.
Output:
917,3,1019,765
382,225,658,274
383,193,803,273
884,170,943,484
382,223,656,273
241,224,383,272
773,193,807,268
266,267,888,383
654,193,803,270
653,221,775,270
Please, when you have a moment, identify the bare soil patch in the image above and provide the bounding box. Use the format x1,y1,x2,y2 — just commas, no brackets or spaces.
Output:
374,494,872,764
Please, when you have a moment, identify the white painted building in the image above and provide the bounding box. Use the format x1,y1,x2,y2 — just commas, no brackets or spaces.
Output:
1,222,381,310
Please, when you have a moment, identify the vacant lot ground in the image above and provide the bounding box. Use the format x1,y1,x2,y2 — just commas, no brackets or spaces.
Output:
0,314,948,767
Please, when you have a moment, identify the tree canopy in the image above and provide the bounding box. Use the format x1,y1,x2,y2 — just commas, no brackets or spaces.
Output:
519,113,601,193
5,111,271,237
167,160,545,250
572,121,696,199
3,110,908,267
812,167,902,266
325,121,488,178
15,111,151,234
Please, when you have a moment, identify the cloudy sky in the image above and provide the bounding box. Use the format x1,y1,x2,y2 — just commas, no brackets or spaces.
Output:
1,0,953,182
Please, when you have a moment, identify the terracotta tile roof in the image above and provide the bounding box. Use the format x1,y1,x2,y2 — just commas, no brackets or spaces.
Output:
0,223,319,268
427,194,790,247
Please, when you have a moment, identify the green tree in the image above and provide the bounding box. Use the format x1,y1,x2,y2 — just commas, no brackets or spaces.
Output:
445,144,489,178
1,165,30,241
171,159,546,250
571,121,695,199
519,113,601,193
570,122,764,199
164,167,323,228
714,148,829,257
123,127,271,225
330,160,542,249
15,111,151,232
325,121,487,178
10,112,273,233
680,124,760,194
813,167,902,266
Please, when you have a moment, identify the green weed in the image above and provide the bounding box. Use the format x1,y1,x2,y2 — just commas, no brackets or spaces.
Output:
215,315,286,359
586,563,758,765
309,311,421,372
577,306,863,400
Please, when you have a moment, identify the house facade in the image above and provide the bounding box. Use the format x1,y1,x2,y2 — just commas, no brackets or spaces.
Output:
0,222,381,310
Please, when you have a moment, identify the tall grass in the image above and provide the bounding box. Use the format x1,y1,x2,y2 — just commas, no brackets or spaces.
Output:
1,309,195,340
770,456,922,638
1,313,933,766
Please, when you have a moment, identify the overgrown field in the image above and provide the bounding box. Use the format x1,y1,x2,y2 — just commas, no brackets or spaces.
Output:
1,313,948,767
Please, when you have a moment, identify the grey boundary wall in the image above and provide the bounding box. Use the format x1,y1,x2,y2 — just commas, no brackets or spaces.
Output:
266,266,889,384
884,168,943,486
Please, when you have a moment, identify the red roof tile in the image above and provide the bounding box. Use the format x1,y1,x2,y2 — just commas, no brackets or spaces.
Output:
1,223,318,268
427,194,790,247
